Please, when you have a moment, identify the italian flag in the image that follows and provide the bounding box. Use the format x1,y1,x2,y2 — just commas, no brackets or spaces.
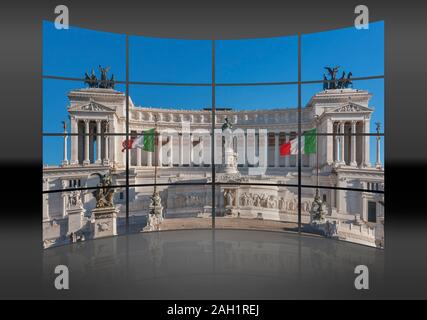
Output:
280,128,317,156
122,128,155,152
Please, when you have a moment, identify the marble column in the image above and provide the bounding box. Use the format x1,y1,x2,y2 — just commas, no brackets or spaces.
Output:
189,134,193,167
274,130,279,168
147,148,152,167
61,193,68,218
83,120,90,165
363,118,370,167
103,121,109,165
61,180,68,218
61,126,69,166
334,123,340,163
104,135,109,165
137,145,142,167
168,136,173,167
375,135,382,168
339,121,345,164
326,118,333,165
96,120,102,164
350,120,357,166
179,133,184,166
284,133,290,167
244,132,248,167
70,117,78,165
89,122,95,164
199,137,204,166
361,184,368,221
43,178,50,221
109,121,115,166
136,128,142,167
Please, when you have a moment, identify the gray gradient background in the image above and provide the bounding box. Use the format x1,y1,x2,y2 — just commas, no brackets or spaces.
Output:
0,0,426,299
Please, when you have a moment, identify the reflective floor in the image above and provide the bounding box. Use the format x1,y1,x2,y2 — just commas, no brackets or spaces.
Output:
42,229,384,299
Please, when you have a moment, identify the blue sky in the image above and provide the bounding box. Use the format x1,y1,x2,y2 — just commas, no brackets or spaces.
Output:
43,20,384,165
43,21,126,80
129,36,212,83
216,36,298,83
302,21,384,80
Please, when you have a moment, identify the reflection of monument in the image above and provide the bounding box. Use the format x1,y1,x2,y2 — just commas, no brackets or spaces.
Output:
143,189,164,231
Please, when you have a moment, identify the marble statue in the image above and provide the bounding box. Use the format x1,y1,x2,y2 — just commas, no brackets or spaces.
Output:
68,190,83,208
224,190,234,207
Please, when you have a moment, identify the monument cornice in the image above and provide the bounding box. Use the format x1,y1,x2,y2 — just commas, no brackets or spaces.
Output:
306,89,372,107
43,165,112,176
335,167,384,178
68,88,126,105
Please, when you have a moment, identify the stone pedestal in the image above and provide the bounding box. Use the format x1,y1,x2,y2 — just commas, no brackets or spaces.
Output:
67,206,86,235
92,206,118,239
223,147,238,174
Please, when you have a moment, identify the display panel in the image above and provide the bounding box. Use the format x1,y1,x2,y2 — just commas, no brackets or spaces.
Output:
42,21,384,249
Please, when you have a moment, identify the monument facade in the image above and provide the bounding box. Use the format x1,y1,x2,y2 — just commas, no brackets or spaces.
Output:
43,80,384,248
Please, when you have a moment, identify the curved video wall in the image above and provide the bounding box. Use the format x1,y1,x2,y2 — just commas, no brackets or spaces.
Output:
42,21,384,249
